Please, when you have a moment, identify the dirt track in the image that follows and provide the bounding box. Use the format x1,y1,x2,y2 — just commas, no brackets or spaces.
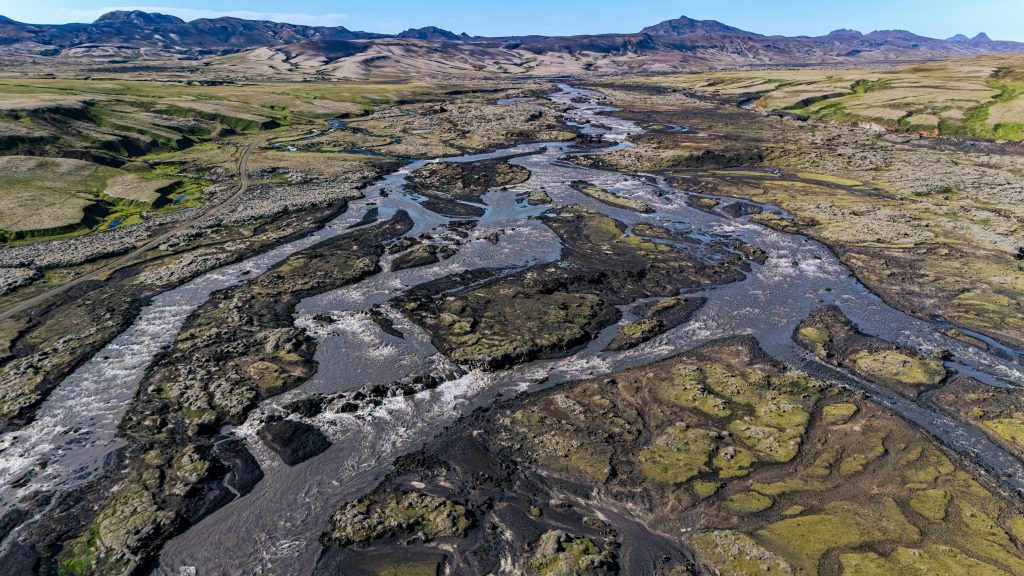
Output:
0,139,258,322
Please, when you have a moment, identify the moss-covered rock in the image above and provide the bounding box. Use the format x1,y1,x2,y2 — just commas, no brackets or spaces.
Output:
655,363,732,418
713,445,756,479
694,530,794,576
638,423,717,484
406,158,530,200
326,491,473,547
58,484,175,576
530,530,618,576
852,350,947,389
757,498,921,574
402,206,750,372
795,306,948,395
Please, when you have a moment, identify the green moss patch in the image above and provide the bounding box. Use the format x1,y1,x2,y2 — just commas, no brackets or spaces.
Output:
910,488,950,521
571,180,652,213
727,491,774,514
841,546,1014,576
757,498,920,574
821,402,858,425
852,351,947,389
982,418,1024,453
638,424,717,484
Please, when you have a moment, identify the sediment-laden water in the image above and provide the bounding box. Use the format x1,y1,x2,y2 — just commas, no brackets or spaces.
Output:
1,85,1021,575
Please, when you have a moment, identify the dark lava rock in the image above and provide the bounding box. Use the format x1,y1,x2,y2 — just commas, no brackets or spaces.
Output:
392,245,440,271
685,195,720,213
388,237,420,255
420,197,485,218
348,206,380,229
370,311,405,339
572,133,609,149
681,149,765,169
213,436,264,496
258,420,331,466
446,221,473,239
0,540,37,576
284,394,329,418
721,201,763,218
731,240,769,265
0,507,29,543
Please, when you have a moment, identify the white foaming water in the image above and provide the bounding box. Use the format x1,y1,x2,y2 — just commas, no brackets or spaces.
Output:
0,295,193,511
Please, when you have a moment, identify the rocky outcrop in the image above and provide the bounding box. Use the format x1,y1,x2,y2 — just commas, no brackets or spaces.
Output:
406,158,531,201
531,530,619,576
324,490,472,547
794,306,948,396
605,296,705,352
257,419,331,465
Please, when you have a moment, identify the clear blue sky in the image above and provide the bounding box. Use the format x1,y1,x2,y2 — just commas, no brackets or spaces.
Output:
0,0,1020,41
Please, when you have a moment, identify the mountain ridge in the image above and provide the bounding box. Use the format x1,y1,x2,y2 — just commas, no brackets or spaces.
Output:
640,15,746,36
397,26,464,41
93,10,186,26
1,11,1021,72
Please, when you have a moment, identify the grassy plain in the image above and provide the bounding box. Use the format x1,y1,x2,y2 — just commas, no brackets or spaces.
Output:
637,55,1024,140
0,78,471,242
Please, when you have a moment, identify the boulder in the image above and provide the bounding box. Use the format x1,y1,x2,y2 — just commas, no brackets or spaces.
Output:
258,420,331,466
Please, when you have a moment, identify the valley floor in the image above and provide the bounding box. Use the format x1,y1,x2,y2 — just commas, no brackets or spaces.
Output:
0,62,1022,576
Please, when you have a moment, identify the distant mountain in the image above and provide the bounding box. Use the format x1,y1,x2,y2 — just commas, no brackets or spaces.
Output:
0,11,1021,72
825,29,865,38
93,10,185,26
0,10,384,52
640,15,745,36
865,29,931,43
398,26,462,41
